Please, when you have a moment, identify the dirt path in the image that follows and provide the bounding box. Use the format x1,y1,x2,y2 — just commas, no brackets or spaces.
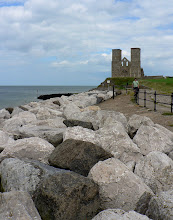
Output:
96,93,173,132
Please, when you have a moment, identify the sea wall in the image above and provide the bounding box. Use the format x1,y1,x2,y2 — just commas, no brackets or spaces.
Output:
0,89,173,219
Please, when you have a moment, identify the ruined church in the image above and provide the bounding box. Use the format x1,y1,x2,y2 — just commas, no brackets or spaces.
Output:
111,48,144,78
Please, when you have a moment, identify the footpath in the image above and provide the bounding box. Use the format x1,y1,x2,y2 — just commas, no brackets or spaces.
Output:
96,93,173,132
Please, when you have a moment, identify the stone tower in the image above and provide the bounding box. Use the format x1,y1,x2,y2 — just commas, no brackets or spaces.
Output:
130,48,141,78
112,49,122,77
111,48,144,78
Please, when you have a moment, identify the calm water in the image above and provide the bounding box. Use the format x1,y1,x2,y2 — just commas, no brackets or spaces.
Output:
0,86,96,110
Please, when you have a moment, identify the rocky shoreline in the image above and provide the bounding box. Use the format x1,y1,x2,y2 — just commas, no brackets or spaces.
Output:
0,89,173,219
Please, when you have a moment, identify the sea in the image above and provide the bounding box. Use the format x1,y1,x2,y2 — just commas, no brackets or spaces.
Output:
0,86,96,110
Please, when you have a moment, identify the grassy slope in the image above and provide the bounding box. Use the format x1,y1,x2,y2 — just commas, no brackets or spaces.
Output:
140,78,173,94
99,77,173,94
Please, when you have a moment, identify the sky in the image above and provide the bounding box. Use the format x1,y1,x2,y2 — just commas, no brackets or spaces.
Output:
0,0,173,85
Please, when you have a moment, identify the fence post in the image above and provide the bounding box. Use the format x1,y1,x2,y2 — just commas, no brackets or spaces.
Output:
137,90,139,105
113,85,115,99
144,90,146,107
171,93,173,113
154,91,157,111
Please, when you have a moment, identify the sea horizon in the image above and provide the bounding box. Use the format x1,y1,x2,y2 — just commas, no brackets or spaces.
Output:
0,85,97,110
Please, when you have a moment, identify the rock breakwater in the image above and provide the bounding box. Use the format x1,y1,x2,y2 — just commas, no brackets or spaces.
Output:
0,89,173,219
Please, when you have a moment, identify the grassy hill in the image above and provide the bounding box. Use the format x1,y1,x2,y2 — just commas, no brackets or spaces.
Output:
99,77,173,94
140,78,173,94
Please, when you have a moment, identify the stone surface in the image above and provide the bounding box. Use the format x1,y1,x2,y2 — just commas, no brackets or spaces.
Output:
11,106,24,117
92,209,151,220
0,137,55,164
64,107,99,130
17,125,64,146
134,151,173,194
0,158,68,195
33,172,101,220
64,125,143,165
63,102,81,119
146,189,173,220
3,111,37,135
88,158,153,211
0,191,41,220
0,130,14,150
97,110,127,129
63,119,94,130
0,109,11,119
133,124,173,155
34,117,66,128
127,114,154,138
49,139,113,176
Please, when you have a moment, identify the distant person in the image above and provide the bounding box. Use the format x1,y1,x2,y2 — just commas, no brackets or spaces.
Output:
132,78,139,103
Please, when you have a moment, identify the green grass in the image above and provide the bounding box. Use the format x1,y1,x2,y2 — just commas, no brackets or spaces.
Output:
140,78,173,94
162,112,173,116
99,77,135,89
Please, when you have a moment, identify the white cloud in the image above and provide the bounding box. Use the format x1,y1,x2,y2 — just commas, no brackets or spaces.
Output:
0,0,173,85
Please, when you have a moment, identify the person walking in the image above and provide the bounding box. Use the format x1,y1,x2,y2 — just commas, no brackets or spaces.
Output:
132,78,139,103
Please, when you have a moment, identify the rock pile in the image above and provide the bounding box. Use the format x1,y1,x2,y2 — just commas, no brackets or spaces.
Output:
0,89,173,219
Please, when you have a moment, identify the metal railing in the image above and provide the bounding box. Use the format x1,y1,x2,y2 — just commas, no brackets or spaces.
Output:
137,90,173,113
112,85,173,113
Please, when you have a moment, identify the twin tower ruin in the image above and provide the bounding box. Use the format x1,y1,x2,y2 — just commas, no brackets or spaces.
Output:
111,48,144,78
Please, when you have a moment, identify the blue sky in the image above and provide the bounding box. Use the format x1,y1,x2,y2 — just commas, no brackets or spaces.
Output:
0,0,173,85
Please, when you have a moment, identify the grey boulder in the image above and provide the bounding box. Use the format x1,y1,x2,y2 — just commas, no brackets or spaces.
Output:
92,209,151,220
0,137,55,164
146,189,173,220
63,119,94,130
33,172,101,220
134,151,173,194
0,157,69,195
64,124,143,165
49,139,113,176
0,130,14,151
133,124,173,155
88,158,153,211
0,191,41,220
127,114,154,138
0,109,11,119
17,125,65,146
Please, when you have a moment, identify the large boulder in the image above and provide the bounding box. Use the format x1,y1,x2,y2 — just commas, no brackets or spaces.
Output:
127,114,154,138
0,109,11,119
33,172,101,220
63,119,94,130
0,191,41,220
11,106,24,117
63,102,81,119
146,189,173,220
0,130,14,151
96,122,143,164
33,107,63,120
134,151,173,194
17,125,65,146
3,111,37,135
0,158,69,195
49,139,113,176
92,209,151,220
88,158,153,211
64,108,99,130
34,117,66,128
0,137,55,164
133,124,173,155
64,125,143,165
70,94,97,108
96,110,127,130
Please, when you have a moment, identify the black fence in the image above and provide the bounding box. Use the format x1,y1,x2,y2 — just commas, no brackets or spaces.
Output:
137,90,173,113
112,86,173,113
